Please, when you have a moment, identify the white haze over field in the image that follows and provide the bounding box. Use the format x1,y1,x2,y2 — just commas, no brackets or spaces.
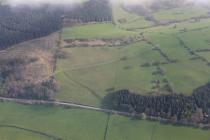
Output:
5,0,210,6
110,0,210,5
6,0,86,6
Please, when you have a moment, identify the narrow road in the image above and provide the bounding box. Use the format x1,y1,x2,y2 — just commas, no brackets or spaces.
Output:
0,97,133,117
0,97,197,127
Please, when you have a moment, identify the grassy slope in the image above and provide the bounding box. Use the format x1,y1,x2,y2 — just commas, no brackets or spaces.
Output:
153,5,208,21
198,52,210,61
0,102,210,140
0,2,210,140
137,18,210,35
179,29,210,50
0,102,107,140
146,33,210,94
108,115,210,140
57,20,210,103
112,3,153,29
0,128,51,140
62,23,137,40
55,42,167,106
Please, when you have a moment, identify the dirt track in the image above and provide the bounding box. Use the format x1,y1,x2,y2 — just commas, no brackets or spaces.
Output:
0,97,133,117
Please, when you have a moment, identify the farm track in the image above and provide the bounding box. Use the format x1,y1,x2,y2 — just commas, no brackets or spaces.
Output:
0,97,200,130
0,124,63,140
0,97,133,117
1,97,184,126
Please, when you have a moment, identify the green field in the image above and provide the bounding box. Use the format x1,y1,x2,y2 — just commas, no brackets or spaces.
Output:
152,5,209,21
1,1,210,139
0,102,210,140
0,102,107,140
62,23,137,40
0,128,52,140
112,3,154,29
107,115,210,140
55,42,169,106
56,16,210,106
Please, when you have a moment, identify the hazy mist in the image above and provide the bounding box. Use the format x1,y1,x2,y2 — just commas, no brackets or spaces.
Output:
110,0,210,5
6,0,86,6
5,0,210,7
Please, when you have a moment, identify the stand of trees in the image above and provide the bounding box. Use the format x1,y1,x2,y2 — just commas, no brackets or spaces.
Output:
0,56,57,100
109,83,210,125
0,0,112,49
0,5,62,49
65,0,112,23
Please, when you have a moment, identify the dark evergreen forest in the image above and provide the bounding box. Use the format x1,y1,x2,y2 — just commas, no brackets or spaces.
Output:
0,0,112,49
108,83,210,125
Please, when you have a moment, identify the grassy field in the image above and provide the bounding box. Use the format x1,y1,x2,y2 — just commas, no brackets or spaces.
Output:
56,18,210,105
153,5,209,21
0,102,107,140
198,52,210,61
0,102,210,140
62,23,137,40
145,32,210,94
112,3,154,29
1,2,210,139
107,115,210,140
55,42,169,106
179,29,210,50
0,128,52,140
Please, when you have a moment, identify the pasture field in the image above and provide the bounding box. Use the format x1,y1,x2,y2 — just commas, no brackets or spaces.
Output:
0,102,107,140
152,5,209,21
107,115,210,140
179,29,210,50
62,23,138,40
55,42,168,106
112,3,154,29
1,2,210,140
198,52,210,61
145,32,210,94
138,18,210,35
0,102,210,140
0,128,51,140
56,15,210,105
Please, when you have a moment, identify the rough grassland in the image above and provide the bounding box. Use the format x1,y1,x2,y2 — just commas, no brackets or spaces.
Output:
0,102,210,140
62,23,137,40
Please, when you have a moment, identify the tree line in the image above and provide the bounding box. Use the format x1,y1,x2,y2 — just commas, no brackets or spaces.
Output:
108,83,210,126
64,0,112,23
